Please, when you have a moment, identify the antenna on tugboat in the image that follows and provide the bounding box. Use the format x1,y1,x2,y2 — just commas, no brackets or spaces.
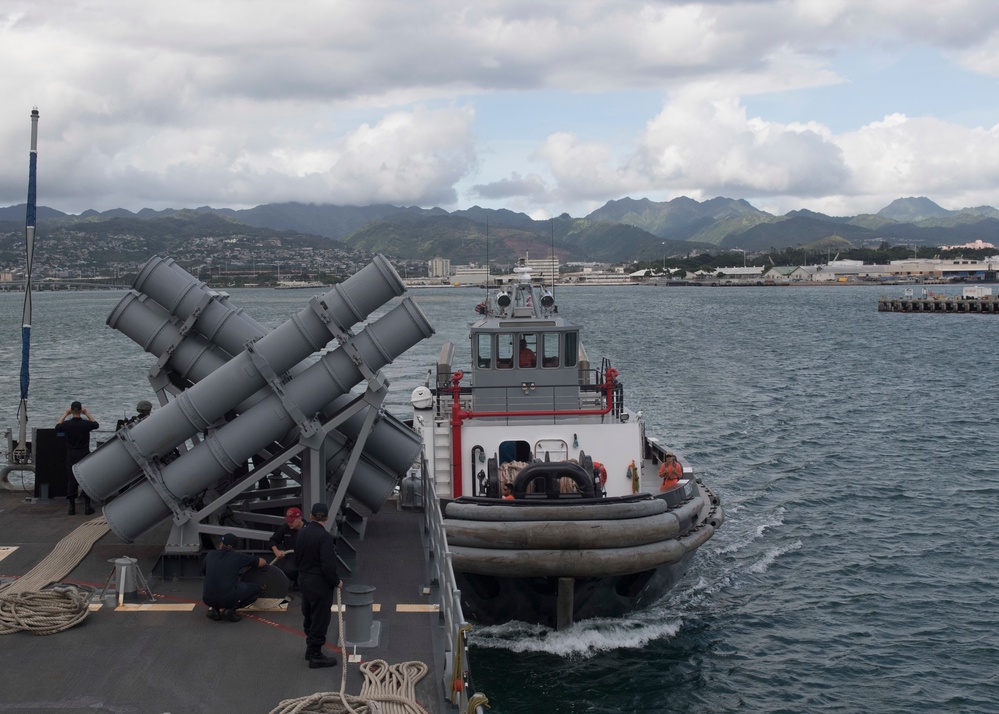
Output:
485,215,490,301
550,217,556,302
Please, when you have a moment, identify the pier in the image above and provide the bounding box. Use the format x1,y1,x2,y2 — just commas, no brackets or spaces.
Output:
878,288,999,314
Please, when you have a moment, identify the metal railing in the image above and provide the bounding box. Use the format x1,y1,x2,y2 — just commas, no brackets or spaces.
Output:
419,454,488,713
430,367,623,422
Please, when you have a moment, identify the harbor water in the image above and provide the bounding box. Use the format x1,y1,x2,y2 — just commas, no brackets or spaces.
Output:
1,283,996,713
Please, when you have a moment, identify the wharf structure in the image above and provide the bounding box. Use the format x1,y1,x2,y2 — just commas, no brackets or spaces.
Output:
878,287,999,313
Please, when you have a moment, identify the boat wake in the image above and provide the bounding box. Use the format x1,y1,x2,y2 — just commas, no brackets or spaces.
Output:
471,497,796,659
747,540,802,574
472,612,685,659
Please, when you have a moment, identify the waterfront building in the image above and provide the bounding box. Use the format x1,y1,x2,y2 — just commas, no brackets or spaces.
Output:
428,257,451,279
452,266,490,286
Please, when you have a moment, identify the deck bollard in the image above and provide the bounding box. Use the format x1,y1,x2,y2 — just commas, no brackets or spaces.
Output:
344,584,377,645
100,556,155,607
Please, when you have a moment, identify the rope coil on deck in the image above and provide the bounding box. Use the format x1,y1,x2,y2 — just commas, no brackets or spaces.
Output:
269,588,431,714
0,516,110,635
0,586,91,635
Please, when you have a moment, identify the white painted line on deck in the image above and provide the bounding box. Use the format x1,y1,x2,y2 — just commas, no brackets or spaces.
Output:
0,546,17,563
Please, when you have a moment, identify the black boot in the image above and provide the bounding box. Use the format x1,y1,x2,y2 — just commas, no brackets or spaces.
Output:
306,646,337,668
67,499,76,516
222,608,242,622
84,498,95,516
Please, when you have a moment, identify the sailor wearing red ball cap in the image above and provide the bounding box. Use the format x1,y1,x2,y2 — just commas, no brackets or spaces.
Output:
270,506,304,586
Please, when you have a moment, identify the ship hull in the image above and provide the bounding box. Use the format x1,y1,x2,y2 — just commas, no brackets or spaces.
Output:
440,486,723,628
455,549,700,627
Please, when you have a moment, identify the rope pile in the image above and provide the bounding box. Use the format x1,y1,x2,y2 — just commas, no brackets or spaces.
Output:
0,586,91,635
0,516,110,635
1,517,109,595
268,660,429,714
269,589,430,714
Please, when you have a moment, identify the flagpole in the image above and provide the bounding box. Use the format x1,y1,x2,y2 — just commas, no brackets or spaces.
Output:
15,108,39,461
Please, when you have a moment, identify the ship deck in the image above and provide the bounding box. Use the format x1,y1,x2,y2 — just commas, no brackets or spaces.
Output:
0,488,455,713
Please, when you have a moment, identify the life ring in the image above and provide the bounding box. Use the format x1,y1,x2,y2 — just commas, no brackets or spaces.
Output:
578,450,607,489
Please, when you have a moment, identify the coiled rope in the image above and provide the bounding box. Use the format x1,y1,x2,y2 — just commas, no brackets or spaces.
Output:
0,516,110,635
0,586,91,635
269,588,430,714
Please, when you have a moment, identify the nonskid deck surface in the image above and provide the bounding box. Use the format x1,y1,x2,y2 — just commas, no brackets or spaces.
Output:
0,490,451,713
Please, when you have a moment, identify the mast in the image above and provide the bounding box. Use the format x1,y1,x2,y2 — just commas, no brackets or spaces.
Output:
550,217,556,300
16,108,39,459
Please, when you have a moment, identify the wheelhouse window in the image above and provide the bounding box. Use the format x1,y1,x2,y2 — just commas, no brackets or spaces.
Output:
564,331,578,367
542,332,560,368
496,333,514,369
519,333,537,368
476,333,492,369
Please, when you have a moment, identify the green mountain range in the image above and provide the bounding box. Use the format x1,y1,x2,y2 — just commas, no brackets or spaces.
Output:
1,195,996,266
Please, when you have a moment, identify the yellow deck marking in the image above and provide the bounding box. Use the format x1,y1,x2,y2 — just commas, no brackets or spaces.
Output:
396,604,439,613
114,603,195,612
90,601,436,614
331,603,382,613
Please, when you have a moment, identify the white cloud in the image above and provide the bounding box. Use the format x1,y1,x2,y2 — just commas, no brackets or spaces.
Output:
4,0,999,216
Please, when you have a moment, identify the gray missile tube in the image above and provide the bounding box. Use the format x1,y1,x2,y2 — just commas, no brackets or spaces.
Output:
106,292,235,385
103,297,433,542
120,257,422,476
103,290,419,505
132,256,270,353
75,258,405,500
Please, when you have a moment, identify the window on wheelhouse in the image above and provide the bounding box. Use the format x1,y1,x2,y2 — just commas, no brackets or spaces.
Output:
519,333,537,368
496,333,514,369
476,333,492,369
542,332,560,368
564,331,578,367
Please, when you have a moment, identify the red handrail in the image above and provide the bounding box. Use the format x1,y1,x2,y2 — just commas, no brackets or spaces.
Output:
446,368,619,497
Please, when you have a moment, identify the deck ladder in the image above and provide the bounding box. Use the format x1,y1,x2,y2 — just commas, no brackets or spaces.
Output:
432,418,452,498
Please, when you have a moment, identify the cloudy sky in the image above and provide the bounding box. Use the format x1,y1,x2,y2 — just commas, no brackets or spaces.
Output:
4,1,999,219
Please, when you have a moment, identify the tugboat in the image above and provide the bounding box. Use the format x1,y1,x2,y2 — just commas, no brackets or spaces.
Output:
409,259,724,630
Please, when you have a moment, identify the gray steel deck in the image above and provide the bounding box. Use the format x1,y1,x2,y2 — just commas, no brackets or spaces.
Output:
0,489,453,713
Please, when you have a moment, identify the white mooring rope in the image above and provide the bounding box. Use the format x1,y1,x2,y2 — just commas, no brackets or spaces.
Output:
268,588,430,714
0,516,109,635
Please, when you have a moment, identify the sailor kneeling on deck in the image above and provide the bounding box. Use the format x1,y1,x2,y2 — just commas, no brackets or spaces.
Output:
203,533,267,622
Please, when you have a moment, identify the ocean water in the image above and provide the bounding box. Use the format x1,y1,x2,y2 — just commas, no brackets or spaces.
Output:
1,282,997,713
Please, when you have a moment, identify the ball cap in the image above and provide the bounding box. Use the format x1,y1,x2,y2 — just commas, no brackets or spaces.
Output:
310,502,329,518
284,507,303,523
221,533,238,548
